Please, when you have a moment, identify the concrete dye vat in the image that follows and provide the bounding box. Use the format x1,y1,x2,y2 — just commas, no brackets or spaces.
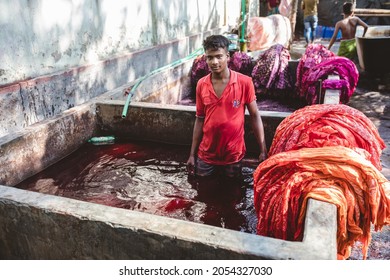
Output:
356,26,390,74
0,100,337,259
0,59,337,260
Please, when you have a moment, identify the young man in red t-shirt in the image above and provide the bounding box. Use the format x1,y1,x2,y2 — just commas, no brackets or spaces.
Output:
186,35,267,179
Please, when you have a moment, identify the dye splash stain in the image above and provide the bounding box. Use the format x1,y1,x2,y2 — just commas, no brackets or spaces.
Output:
15,141,258,233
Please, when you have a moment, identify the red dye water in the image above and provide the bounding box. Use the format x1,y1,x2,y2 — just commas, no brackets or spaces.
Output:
16,140,258,233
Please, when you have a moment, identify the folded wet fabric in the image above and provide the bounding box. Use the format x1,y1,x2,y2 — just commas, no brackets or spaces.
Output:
228,51,254,77
299,56,359,104
190,52,254,95
322,79,349,91
296,44,335,95
253,146,390,260
269,104,385,170
252,44,293,97
190,54,210,93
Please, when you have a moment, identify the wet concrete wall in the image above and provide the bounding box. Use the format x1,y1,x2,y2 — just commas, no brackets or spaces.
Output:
0,184,337,260
96,101,290,154
0,102,97,187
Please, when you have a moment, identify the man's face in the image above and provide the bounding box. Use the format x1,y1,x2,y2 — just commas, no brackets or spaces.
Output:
205,47,229,74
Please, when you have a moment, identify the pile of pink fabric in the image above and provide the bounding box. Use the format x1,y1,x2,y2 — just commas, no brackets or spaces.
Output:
251,44,293,97
228,51,254,77
190,54,210,93
296,44,359,105
296,44,335,90
190,52,254,94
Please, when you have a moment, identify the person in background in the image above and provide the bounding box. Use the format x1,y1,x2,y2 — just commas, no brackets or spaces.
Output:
186,35,267,179
267,0,280,15
328,2,368,60
301,0,319,46
259,0,269,17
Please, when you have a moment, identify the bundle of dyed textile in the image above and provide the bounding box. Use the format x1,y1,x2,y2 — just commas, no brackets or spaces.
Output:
190,54,210,93
246,15,292,51
300,57,359,104
295,44,359,105
269,104,386,170
296,44,335,92
251,44,293,97
190,52,254,96
228,51,254,77
253,146,390,260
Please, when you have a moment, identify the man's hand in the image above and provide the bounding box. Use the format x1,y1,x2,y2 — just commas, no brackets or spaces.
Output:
258,151,268,162
186,155,195,176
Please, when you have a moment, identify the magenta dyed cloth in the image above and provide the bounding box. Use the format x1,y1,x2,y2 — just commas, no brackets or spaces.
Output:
296,44,335,97
190,52,254,96
190,54,210,93
251,44,293,97
300,57,359,104
228,51,254,77
296,44,359,105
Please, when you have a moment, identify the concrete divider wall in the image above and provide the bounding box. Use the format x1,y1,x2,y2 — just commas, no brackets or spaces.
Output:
96,101,291,153
131,59,194,104
0,102,97,187
0,185,337,260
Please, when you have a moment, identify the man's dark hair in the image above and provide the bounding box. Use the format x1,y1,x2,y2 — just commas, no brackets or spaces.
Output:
343,2,353,15
203,35,230,51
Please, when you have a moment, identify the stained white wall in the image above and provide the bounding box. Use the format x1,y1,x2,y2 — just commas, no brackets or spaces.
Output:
0,0,247,86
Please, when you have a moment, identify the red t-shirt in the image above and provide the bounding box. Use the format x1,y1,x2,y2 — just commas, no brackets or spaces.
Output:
196,70,256,165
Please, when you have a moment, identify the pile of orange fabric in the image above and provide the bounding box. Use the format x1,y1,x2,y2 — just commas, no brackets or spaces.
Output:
269,104,385,170
253,146,390,260
254,104,389,259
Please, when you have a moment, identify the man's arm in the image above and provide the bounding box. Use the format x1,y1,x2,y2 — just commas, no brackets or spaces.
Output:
186,116,204,175
328,22,341,50
357,17,369,37
247,101,267,162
